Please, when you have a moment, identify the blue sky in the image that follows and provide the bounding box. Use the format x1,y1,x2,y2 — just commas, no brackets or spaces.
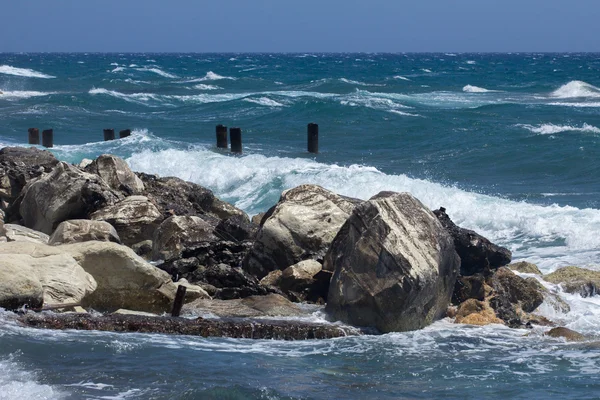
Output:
2,0,599,52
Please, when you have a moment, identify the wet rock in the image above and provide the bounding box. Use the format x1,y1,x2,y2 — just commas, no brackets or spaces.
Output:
325,192,460,333
17,312,362,340
152,215,218,261
182,293,303,318
545,327,585,342
509,261,542,275
433,207,512,276
90,196,163,246
244,184,360,278
49,219,121,245
84,154,144,195
19,162,121,234
489,267,544,327
454,299,504,326
3,224,49,244
137,173,246,221
452,275,486,304
544,266,600,298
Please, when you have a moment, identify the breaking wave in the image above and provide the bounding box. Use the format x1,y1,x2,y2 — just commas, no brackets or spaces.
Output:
0,65,55,79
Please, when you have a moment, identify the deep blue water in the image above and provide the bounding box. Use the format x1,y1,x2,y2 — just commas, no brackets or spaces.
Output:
1,53,600,399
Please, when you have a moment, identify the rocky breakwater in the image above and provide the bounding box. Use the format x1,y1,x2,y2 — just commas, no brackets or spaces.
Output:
1,146,587,340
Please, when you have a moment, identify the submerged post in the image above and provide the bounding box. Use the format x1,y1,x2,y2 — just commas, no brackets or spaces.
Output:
216,124,228,149
308,123,318,154
28,128,40,145
119,129,131,139
103,129,115,141
230,127,242,153
171,285,187,317
42,129,53,148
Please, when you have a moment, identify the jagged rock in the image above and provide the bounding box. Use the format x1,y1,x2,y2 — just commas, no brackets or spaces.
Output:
0,259,44,310
90,196,163,246
260,270,283,287
489,267,544,327
0,242,97,307
433,207,512,276
84,154,144,195
279,260,331,303
544,266,600,298
214,214,257,242
17,312,362,340
325,192,460,333
182,294,303,318
78,159,93,169
137,173,246,221
509,261,542,275
244,184,360,278
19,162,121,234
0,147,58,212
49,219,121,245
251,212,265,226
454,299,504,326
152,215,218,261
545,327,585,342
452,275,486,304
3,224,49,244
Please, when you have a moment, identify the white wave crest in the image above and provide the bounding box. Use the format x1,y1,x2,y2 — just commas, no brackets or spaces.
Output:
463,85,495,93
244,97,285,107
88,88,161,105
518,123,600,135
111,66,126,73
126,148,600,272
136,67,178,78
339,78,383,87
549,102,600,108
393,75,411,81
188,71,237,82
0,90,54,100
551,80,600,98
0,354,64,399
193,84,222,90
0,65,55,79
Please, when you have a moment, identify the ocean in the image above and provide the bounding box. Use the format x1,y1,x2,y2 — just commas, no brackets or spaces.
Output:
0,53,599,399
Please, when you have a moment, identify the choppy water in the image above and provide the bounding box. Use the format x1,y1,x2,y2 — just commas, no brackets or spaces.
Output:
1,53,600,399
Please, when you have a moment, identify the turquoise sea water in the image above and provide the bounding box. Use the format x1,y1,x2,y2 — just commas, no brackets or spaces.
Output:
1,53,600,399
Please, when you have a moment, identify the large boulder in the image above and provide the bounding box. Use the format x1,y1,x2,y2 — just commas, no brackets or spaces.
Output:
19,162,121,234
90,196,162,246
544,266,600,298
137,173,246,221
3,224,49,244
0,242,97,307
243,184,360,278
84,154,144,195
433,207,512,276
0,147,58,212
58,241,179,313
325,192,460,333
0,259,44,310
49,219,120,245
152,215,218,261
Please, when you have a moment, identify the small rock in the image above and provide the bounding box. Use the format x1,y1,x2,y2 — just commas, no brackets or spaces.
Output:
49,219,121,245
509,261,542,275
546,327,585,342
455,299,504,326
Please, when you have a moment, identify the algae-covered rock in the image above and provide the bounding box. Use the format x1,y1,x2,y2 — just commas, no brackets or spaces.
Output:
544,266,600,298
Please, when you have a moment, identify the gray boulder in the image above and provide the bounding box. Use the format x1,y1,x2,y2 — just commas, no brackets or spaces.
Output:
152,215,218,261
243,184,360,278
49,219,121,245
0,259,44,310
3,224,49,244
90,196,163,246
19,162,121,234
85,154,144,195
325,192,460,333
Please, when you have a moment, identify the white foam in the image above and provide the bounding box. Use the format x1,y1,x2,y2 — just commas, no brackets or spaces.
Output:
551,80,600,98
0,65,55,79
126,148,600,273
466,60,476,65
187,71,237,82
518,123,600,135
422,68,432,73
339,78,383,87
548,102,600,108
244,97,285,107
0,90,54,100
463,85,495,93
88,88,161,105
110,67,126,73
0,354,64,400
135,67,178,79
193,84,222,90
393,75,411,81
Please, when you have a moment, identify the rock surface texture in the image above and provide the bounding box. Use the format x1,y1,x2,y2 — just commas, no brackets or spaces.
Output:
84,154,145,195
325,192,460,333
49,219,121,245
244,184,359,278
544,266,600,298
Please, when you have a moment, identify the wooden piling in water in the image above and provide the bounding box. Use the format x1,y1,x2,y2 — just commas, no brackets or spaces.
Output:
216,124,228,149
230,127,242,153
171,285,187,317
42,129,53,148
103,129,115,141
308,123,318,154
28,128,39,145
119,129,131,139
